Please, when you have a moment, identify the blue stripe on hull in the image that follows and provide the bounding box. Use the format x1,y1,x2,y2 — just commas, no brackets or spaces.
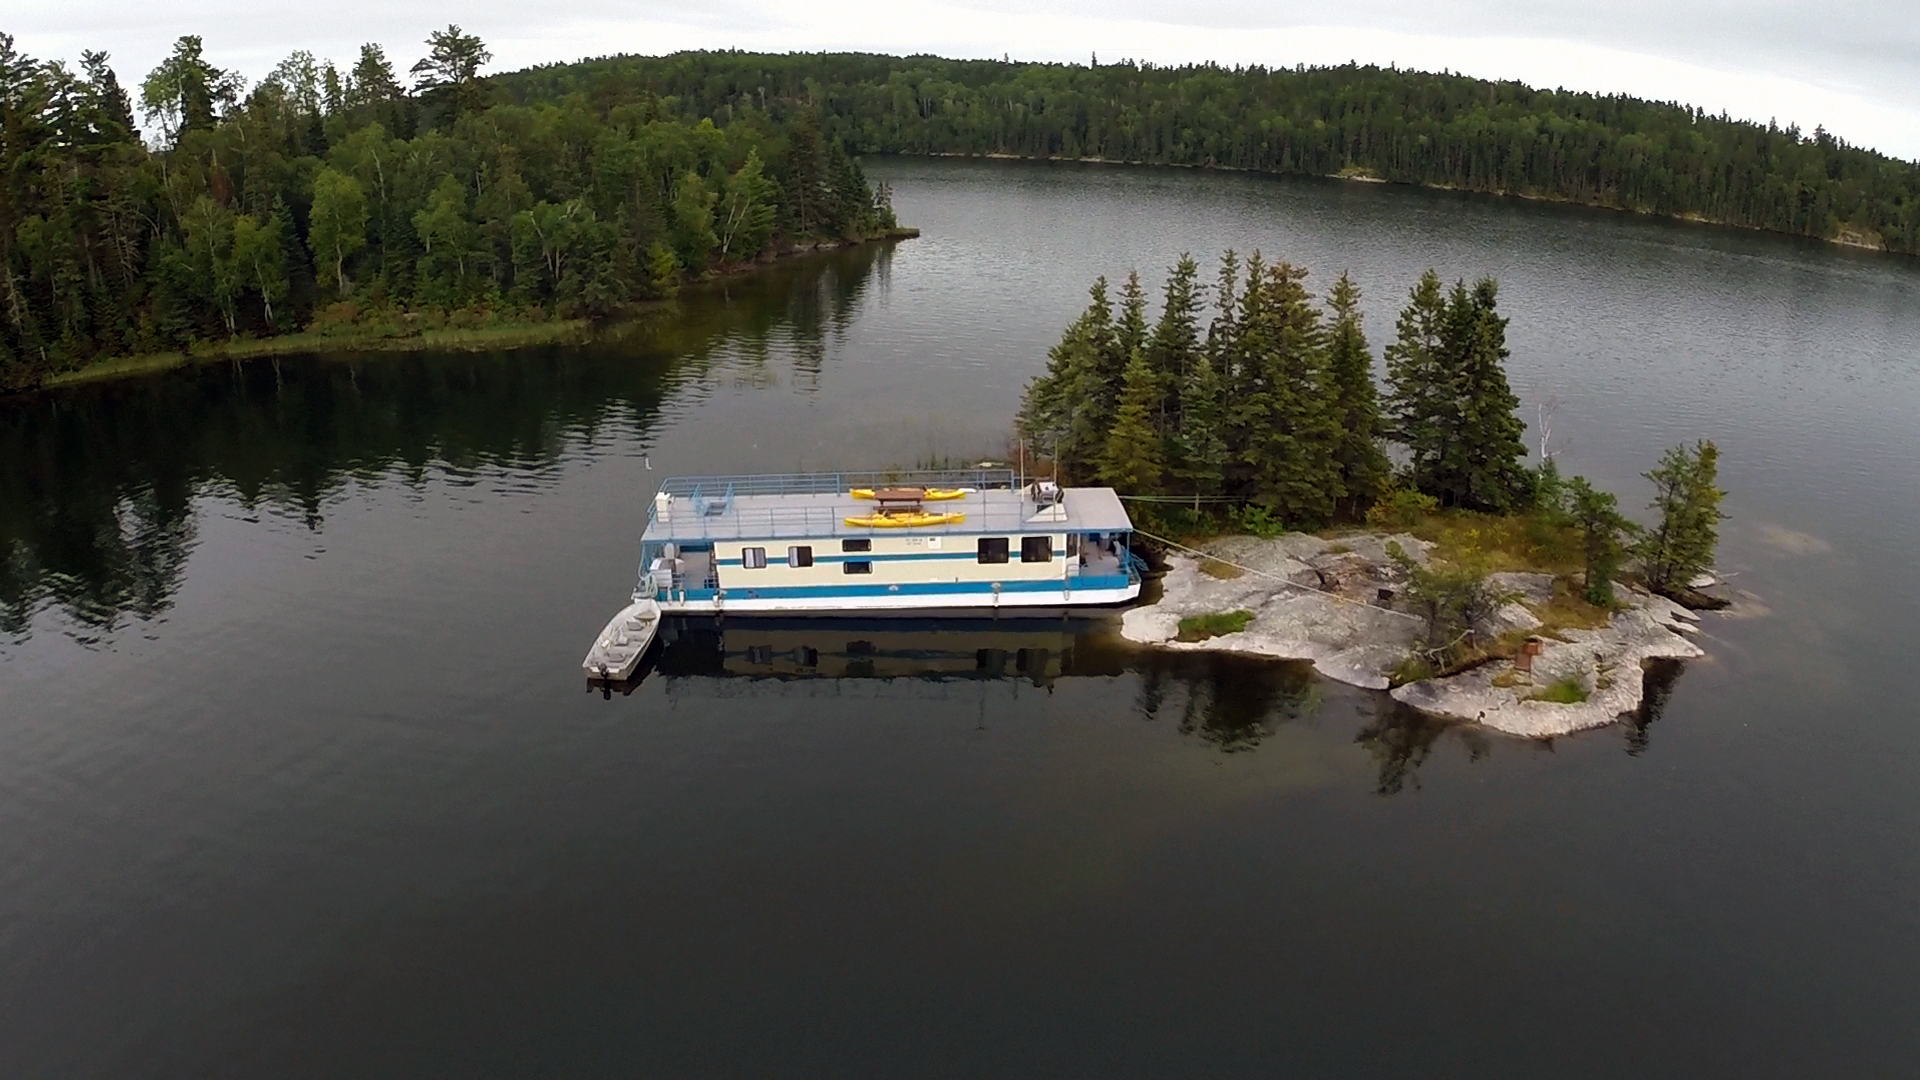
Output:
668,576,1132,601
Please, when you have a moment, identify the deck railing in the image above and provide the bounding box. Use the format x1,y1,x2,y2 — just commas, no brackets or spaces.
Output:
645,470,1023,540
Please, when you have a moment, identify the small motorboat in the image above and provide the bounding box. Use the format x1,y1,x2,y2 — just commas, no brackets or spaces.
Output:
582,597,662,681
850,486,974,501
843,510,967,528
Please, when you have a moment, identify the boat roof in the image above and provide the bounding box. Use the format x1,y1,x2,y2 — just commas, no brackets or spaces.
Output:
641,470,1134,543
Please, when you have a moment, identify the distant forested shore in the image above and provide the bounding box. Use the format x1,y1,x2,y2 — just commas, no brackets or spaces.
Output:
497,52,1920,256
0,31,902,390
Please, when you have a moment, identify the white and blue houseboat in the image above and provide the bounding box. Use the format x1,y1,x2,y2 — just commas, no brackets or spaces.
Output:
631,469,1144,616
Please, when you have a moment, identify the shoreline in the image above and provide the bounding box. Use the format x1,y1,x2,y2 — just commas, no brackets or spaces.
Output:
1121,530,1719,740
909,151,1899,256
28,229,921,393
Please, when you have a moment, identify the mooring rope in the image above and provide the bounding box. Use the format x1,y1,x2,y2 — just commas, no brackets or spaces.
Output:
1130,527,1424,623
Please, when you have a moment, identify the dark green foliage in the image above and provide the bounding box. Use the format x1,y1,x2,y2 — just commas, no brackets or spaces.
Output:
1385,273,1533,511
1101,352,1165,492
1227,258,1342,527
491,52,1920,256
1018,277,1123,482
1636,440,1728,592
1566,474,1638,606
0,32,900,389
1323,272,1391,517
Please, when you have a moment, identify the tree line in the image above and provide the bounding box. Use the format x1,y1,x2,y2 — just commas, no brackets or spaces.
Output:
0,30,898,389
1017,254,1726,611
492,51,1920,256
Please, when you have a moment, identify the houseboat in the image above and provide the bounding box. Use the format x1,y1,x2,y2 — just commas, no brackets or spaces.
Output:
630,469,1143,616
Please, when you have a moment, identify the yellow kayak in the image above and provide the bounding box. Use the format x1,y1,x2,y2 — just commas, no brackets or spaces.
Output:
844,511,967,528
849,487,973,501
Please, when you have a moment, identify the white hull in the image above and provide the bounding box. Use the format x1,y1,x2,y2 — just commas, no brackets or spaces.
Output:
582,598,662,680
657,584,1139,617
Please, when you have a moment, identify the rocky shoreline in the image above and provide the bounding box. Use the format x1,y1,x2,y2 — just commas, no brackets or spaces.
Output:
1120,532,1710,739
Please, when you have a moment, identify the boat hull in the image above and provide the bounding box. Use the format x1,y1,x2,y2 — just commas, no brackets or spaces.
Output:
582,599,662,680
655,581,1139,618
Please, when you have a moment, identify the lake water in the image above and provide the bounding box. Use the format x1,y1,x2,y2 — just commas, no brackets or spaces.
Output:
3,158,1918,1076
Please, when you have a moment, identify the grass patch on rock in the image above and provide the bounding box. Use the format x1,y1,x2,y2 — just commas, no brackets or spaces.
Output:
1197,557,1246,580
1408,510,1584,576
1176,610,1255,642
1529,676,1590,704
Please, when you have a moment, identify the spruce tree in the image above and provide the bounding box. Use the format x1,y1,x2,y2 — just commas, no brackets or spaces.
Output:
1567,476,1636,606
1169,351,1228,506
1383,269,1449,487
1323,272,1391,518
1102,352,1165,492
1636,440,1727,593
1229,258,1342,527
1017,278,1122,483
1441,278,1533,511
1147,255,1201,430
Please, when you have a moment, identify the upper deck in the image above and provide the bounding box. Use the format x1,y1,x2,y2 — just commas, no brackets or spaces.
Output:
640,470,1133,544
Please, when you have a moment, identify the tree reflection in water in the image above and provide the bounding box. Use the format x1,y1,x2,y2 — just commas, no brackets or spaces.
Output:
1625,659,1684,756
0,245,889,641
1133,651,1324,753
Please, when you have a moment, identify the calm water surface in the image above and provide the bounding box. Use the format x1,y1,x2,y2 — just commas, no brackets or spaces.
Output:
3,159,1918,1076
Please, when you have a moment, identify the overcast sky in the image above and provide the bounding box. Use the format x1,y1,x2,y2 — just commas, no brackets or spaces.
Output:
13,0,1920,161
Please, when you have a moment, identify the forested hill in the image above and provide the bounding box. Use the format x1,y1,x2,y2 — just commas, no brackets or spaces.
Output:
0,31,897,390
493,52,1920,256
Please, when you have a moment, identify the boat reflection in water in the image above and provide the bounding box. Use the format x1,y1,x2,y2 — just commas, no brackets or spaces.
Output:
645,617,1124,690
591,615,1552,792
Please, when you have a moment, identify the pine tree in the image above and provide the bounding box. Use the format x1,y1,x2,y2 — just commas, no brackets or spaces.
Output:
1323,272,1391,518
1101,352,1165,492
1637,440,1728,593
1567,476,1636,606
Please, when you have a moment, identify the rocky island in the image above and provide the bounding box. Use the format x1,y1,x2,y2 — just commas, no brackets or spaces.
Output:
1121,531,1711,739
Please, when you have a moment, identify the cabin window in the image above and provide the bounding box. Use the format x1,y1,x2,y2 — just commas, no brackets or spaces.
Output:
1021,536,1053,563
842,538,871,553
789,545,814,568
741,546,767,569
977,537,1010,564
844,560,873,575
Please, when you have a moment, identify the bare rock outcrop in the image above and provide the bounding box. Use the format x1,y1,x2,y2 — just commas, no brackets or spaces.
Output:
1122,532,1713,738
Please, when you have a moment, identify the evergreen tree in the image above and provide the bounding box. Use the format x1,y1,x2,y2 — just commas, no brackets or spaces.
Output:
1101,352,1164,492
1636,440,1728,593
1383,269,1449,485
1566,476,1636,606
1017,277,1122,483
1323,271,1391,517
781,108,828,236
1439,278,1533,511
1227,258,1342,526
410,25,491,122
1168,350,1228,505
1147,254,1200,431
139,35,241,143
1116,270,1150,362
